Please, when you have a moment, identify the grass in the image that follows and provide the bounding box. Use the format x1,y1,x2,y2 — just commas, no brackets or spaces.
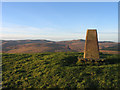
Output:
2,52,120,88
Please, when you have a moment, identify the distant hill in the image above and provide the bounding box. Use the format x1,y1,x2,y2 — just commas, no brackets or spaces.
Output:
1,39,119,54
99,41,115,43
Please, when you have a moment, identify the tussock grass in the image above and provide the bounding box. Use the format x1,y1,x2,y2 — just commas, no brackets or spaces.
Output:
2,52,119,88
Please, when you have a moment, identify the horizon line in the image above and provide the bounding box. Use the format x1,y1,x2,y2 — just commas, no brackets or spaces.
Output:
1,39,118,43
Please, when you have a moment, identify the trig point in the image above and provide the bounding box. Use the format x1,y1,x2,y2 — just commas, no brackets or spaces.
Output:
84,29,99,59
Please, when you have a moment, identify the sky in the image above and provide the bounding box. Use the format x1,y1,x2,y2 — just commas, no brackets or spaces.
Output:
2,2,118,42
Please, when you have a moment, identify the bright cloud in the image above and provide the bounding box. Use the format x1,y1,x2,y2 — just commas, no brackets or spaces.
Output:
99,33,118,42
1,25,118,42
1,25,84,41
2,25,56,35
1,33,85,41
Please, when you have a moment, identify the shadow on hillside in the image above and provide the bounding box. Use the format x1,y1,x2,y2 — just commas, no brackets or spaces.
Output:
60,56,78,66
60,54,119,66
104,56,120,65
99,52,112,58
100,53,120,64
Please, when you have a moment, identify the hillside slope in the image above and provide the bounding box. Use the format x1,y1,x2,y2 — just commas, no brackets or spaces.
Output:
2,39,119,54
2,52,119,88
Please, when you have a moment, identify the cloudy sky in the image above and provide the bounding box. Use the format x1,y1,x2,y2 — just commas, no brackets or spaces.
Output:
2,2,118,42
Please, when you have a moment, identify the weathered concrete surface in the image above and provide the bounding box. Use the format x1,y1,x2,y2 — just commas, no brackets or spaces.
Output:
84,29,99,59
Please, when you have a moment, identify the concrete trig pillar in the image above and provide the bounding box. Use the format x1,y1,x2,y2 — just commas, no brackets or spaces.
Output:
84,29,99,59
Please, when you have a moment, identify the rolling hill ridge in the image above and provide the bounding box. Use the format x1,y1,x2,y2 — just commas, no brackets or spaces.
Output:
1,39,119,54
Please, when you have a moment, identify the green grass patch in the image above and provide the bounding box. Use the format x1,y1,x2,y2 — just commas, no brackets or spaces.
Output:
2,52,119,88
